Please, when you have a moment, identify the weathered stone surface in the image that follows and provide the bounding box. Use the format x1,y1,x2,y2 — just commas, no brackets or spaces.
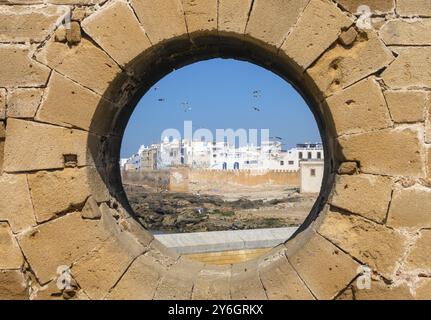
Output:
182,0,217,34
17,212,110,284
192,265,231,300
0,89,5,120
381,20,431,45
54,25,67,43
107,254,163,300
318,210,407,279
82,2,151,67
7,88,43,119
339,27,358,46
354,280,414,300
0,270,28,300
281,0,352,71
404,230,431,272
66,21,82,45
330,174,393,223
0,223,23,269
289,233,358,300
384,90,426,123
0,5,68,42
35,39,125,100
4,119,91,172
326,77,392,136
219,0,253,35
308,32,394,96
0,121,4,138
81,196,101,220
0,45,50,87
338,161,358,174
27,168,92,223
336,0,395,13
35,72,116,135
397,0,431,17
130,0,188,44
259,249,314,300
47,0,103,4
154,258,203,300
72,237,134,300
382,47,431,89
338,128,423,177
0,174,36,233
416,279,431,300
246,0,309,48
388,187,431,229
230,260,267,300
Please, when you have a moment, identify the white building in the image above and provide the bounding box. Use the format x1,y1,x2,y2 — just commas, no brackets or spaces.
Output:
122,139,324,172
300,160,325,193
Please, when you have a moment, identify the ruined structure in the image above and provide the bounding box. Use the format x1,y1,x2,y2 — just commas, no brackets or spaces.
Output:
1,0,431,300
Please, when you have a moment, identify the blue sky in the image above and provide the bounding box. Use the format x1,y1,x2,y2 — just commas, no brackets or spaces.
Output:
121,58,321,158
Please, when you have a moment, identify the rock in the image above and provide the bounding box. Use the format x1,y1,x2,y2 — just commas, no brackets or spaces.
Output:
54,25,67,43
337,128,424,177
66,21,82,45
397,0,431,16
384,90,427,123
0,270,29,300
325,77,392,136
335,0,395,13
354,280,414,300
192,265,231,300
7,88,43,119
330,174,393,223
289,232,358,300
81,1,151,67
0,223,24,269
81,196,102,220
0,89,5,120
281,0,352,71
130,0,188,43
338,161,359,175
388,187,431,229
318,210,407,279
230,260,267,300
381,20,431,45
246,0,309,48
0,45,50,87
219,0,253,35
339,27,358,46
182,0,218,35
404,230,431,272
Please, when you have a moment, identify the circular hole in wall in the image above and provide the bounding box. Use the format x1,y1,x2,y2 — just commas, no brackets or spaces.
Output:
120,58,324,265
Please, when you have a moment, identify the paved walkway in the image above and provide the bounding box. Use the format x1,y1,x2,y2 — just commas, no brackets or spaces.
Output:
154,227,298,254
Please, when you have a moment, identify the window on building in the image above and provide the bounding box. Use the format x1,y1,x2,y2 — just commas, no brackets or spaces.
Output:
280,161,284,166
310,168,316,177
317,152,322,159
308,152,312,159
288,161,294,165
299,152,303,159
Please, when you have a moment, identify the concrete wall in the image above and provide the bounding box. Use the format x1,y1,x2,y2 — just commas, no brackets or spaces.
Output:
300,161,324,193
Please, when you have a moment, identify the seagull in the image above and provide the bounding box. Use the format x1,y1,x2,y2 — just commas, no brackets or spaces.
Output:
158,98,165,102
253,107,261,112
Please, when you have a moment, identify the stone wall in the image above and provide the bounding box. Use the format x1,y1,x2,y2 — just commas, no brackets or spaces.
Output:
1,0,431,300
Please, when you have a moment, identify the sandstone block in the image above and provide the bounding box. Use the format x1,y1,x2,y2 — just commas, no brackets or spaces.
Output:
281,0,352,71
192,265,231,300
54,25,67,43
219,0,253,35
404,230,431,272
0,173,36,233
130,0,188,44
338,161,358,174
0,5,68,42
0,270,29,300
7,88,43,119
416,279,431,300
397,0,431,17
330,174,393,223
81,196,101,220
230,260,267,300
259,250,314,300
107,254,163,300
0,223,23,270
0,89,5,120
17,212,110,284
82,2,151,67
182,0,218,34
0,121,4,139
307,32,394,96
35,39,125,100
339,27,358,46
337,128,423,177
154,258,203,300
325,77,392,136
318,210,407,279
35,72,116,135
388,187,431,229
337,0,394,13
354,280,414,300
384,90,426,123
72,237,134,300
246,0,309,48
381,47,431,89
381,19,431,45
0,45,50,88
27,168,93,223
66,21,82,45
289,232,358,300
4,119,91,172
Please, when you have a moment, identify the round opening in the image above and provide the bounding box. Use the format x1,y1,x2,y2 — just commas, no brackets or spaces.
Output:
119,57,325,265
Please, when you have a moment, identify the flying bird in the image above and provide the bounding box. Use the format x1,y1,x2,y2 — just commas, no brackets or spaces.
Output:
253,107,261,112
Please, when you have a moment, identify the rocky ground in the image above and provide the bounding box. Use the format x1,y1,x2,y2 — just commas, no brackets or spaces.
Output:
124,184,317,233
